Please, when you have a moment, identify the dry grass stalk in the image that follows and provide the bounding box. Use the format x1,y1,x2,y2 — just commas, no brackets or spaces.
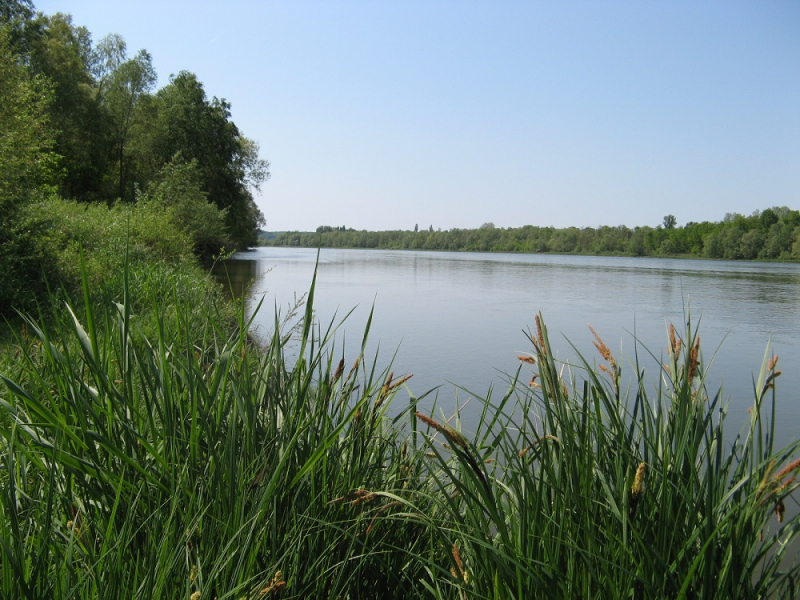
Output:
259,570,285,596
451,543,469,584
668,323,683,357
589,325,618,383
332,358,345,383
688,336,701,385
415,412,469,450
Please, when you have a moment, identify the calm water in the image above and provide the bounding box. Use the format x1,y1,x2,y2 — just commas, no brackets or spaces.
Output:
217,248,800,446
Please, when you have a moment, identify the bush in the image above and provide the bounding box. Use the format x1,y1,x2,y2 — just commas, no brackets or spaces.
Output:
138,156,233,262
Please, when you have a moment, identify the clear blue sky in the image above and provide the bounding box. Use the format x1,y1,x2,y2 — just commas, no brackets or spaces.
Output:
36,1,800,231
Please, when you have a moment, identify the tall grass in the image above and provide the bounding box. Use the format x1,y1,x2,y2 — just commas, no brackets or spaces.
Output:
409,317,800,599
1,261,799,598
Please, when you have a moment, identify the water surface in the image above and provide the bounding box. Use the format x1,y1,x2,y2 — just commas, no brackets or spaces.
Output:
219,248,800,446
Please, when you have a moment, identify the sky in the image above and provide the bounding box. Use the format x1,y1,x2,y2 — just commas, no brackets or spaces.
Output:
35,0,800,232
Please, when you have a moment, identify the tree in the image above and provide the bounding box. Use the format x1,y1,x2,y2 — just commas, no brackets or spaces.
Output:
26,12,108,200
0,0,34,51
138,155,232,261
95,36,156,202
0,25,58,313
759,208,779,230
147,72,268,248
663,214,677,230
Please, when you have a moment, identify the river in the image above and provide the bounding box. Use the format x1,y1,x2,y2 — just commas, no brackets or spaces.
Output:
215,247,800,447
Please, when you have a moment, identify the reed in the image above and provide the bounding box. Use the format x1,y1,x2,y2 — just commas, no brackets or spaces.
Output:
1,258,799,598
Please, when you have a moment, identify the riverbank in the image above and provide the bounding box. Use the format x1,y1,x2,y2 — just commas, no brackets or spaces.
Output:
2,252,800,597
266,208,800,262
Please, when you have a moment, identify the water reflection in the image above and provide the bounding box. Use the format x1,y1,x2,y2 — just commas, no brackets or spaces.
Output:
211,255,259,299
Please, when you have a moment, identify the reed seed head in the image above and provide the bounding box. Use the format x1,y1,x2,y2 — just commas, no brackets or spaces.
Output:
768,354,779,371
629,462,646,519
332,358,345,382
773,457,800,485
535,315,546,356
632,462,646,497
688,336,700,384
517,355,535,364
415,411,469,449
451,543,469,583
668,323,682,357
259,570,285,596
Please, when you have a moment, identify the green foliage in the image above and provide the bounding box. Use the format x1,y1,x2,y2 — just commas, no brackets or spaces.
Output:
138,156,233,261
1,273,799,598
147,71,268,248
408,317,800,598
3,6,269,249
0,24,59,314
271,207,800,262
27,196,192,289
24,12,105,201
0,266,429,598
96,42,156,202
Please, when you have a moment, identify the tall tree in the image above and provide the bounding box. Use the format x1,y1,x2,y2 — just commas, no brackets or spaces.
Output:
147,71,268,248
94,35,156,202
26,12,108,200
0,0,34,51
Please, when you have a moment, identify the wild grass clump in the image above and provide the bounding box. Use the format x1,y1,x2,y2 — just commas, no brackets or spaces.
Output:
1,262,799,598
410,316,800,599
0,263,433,599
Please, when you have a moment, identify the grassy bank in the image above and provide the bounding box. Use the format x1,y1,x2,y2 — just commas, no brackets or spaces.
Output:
2,259,800,599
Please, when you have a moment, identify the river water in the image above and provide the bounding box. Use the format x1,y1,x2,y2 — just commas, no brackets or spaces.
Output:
216,247,800,447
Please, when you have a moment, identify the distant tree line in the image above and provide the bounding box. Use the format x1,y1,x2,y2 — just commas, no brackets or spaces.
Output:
270,209,800,260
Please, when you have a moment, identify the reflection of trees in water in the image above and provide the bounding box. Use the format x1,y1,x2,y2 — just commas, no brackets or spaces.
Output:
211,258,259,299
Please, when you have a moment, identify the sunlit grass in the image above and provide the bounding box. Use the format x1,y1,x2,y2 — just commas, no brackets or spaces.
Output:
1,259,799,599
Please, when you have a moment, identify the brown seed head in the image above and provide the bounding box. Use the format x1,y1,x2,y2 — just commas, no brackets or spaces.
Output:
668,323,683,357
589,325,617,375
332,358,345,383
387,373,413,392
452,544,469,583
773,457,800,484
776,500,786,523
415,412,470,449
535,315,546,356
768,355,779,372
688,336,700,384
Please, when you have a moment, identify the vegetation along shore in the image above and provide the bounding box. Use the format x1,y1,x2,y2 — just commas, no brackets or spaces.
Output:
268,209,800,260
2,2,800,598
